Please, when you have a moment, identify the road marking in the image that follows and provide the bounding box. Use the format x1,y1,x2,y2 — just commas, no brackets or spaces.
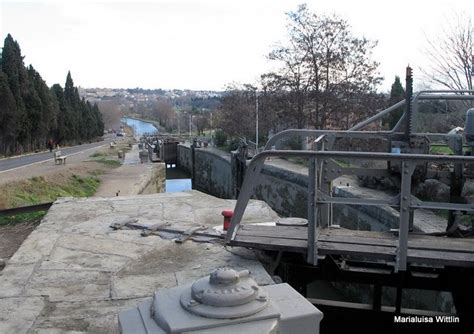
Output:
0,143,109,174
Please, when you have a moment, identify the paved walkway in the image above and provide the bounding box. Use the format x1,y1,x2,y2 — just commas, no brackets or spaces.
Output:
0,191,278,333
94,144,165,197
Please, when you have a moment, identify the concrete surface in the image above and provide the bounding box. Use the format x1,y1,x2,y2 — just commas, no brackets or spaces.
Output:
0,191,278,333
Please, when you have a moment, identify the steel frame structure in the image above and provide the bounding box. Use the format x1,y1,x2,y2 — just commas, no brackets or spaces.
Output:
225,90,474,272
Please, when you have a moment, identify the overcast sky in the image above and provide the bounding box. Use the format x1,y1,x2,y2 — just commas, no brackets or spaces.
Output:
1,0,472,92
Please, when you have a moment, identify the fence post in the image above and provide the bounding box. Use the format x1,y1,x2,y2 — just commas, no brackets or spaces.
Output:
396,161,415,272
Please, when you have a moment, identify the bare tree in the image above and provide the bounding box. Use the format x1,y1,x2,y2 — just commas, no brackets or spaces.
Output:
193,114,209,136
151,98,176,130
98,100,124,130
216,84,256,138
262,40,311,129
265,4,382,130
421,13,473,91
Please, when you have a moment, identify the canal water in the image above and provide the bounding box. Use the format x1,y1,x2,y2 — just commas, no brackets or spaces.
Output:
121,116,191,192
121,117,158,136
165,167,192,193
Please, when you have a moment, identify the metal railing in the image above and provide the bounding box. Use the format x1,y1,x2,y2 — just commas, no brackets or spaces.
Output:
225,149,474,272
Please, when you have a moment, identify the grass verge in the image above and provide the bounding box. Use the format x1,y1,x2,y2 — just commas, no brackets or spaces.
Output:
3,174,101,209
0,211,46,226
89,152,108,158
94,158,122,167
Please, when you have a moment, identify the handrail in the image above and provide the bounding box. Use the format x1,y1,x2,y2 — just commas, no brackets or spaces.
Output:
264,129,401,151
264,91,474,151
349,99,406,131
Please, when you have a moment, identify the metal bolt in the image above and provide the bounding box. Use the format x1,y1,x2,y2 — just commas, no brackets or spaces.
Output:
187,299,199,307
403,196,407,200
257,294,267,301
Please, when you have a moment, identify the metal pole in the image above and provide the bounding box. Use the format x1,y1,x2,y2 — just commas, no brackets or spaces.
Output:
396,161,414,272
189,114,192,138
405,66,413,138
256,90,259,153
178,114,180,135
307,157,318,265
349,100,406,131
210,112,213,146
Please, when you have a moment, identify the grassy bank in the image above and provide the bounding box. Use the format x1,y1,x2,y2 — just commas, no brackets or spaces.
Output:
90,155,122,167
5,175,100,208
0,174,101,225
0,211,46,226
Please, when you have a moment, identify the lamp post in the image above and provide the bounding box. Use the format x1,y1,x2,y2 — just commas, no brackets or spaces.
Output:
177,113,180,135
255,89,259,153
210,112,213,146
189,114,192,138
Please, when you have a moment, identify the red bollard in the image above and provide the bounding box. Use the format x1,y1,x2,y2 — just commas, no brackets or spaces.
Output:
221,209,233,231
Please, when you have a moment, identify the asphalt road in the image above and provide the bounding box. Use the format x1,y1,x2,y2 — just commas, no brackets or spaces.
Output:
0,136,116,173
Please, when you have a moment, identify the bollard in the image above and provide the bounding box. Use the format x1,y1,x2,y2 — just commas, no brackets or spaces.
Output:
221,210,233,231
118,150,123,159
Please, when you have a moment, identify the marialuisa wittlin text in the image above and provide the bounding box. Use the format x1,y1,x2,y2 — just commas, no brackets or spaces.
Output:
394,315,459,323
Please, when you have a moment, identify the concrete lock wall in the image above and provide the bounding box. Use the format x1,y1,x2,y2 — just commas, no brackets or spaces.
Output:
177,145,233,199
255,165,309,218
178,145,193,173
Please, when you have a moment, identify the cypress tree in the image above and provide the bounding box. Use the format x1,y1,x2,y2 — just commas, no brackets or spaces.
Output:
25,65,44,150
28,66,58,148
0,70,17,155
384,76,405,129
62,72,78,141
51,84,68,144
0,34,105,155
1,34,30,151
93,103,104,136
